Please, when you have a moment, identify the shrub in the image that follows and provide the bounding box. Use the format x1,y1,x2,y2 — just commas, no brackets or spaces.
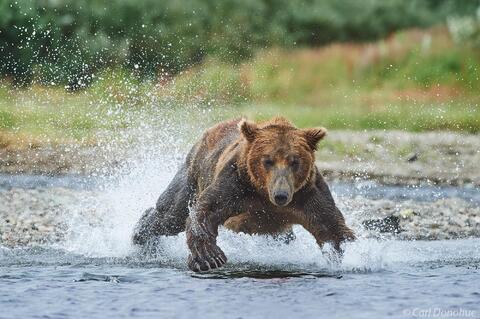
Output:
1,0,479,86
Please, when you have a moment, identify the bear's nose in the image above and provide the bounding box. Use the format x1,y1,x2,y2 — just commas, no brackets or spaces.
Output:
274,192,289,206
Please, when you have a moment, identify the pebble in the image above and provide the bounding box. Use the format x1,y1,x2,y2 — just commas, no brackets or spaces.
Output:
1,186,479,247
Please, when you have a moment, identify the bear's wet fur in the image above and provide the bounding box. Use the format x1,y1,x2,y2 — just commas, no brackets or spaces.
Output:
133,117,355,271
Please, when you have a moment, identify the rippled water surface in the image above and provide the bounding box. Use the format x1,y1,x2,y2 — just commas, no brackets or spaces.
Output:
1,239,479,319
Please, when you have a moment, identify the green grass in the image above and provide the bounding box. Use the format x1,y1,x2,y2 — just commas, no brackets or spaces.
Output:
0,86,478,150
0,110,17,129
0,86,133,146
224,102,480,133
0,27,479,149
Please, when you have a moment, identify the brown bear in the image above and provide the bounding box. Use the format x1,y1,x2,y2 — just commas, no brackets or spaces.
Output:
132,117,355,271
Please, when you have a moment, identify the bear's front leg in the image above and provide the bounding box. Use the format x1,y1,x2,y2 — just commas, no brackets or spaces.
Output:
185,172,248,272
294,187,355,254
185,212,227,272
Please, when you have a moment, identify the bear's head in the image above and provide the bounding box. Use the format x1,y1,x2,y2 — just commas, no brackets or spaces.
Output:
239,117,326,207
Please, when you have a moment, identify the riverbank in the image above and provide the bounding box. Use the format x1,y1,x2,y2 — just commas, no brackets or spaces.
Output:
1,182,478,248
1,129,479,185
1,128,479,248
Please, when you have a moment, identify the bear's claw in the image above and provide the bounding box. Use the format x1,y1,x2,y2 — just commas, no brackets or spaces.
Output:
187,243,227,272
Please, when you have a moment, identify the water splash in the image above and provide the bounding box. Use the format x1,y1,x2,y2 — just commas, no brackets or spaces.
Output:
59,103,212,256
37,102,478,274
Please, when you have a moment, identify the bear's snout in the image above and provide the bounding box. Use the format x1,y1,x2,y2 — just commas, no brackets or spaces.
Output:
273,191,290,206
269,173,293,207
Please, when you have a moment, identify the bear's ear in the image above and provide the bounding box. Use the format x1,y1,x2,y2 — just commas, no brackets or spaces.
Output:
238,119,258,143
302,127,327,151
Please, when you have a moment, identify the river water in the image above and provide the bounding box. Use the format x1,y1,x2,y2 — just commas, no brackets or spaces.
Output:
0,172,479,319
1,239,479,319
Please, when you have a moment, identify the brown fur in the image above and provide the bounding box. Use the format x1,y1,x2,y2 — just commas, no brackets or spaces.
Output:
132,117,355,271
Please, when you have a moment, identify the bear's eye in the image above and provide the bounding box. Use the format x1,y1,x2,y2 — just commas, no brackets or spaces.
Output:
289,158,300,170
263,158,274,169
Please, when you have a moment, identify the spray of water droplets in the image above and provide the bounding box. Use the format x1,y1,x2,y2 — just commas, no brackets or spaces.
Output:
25,96,403,273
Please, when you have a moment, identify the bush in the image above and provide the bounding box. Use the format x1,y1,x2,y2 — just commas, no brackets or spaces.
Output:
447,6,480,48
1,0,479,86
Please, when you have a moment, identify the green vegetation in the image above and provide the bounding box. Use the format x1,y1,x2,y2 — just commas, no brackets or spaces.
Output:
448,7,480,48
0,86,129,146
0,27,479,150
175,28,480,133
1,0,479,86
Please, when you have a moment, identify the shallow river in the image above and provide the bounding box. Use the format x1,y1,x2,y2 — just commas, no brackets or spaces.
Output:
0,174,479,319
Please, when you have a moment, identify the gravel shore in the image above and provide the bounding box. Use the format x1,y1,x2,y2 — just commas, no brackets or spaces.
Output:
317,130,480,186
1,129,478,247
1,186,478,248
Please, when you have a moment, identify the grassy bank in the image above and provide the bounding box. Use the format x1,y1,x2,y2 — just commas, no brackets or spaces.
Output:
0,28,479,149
